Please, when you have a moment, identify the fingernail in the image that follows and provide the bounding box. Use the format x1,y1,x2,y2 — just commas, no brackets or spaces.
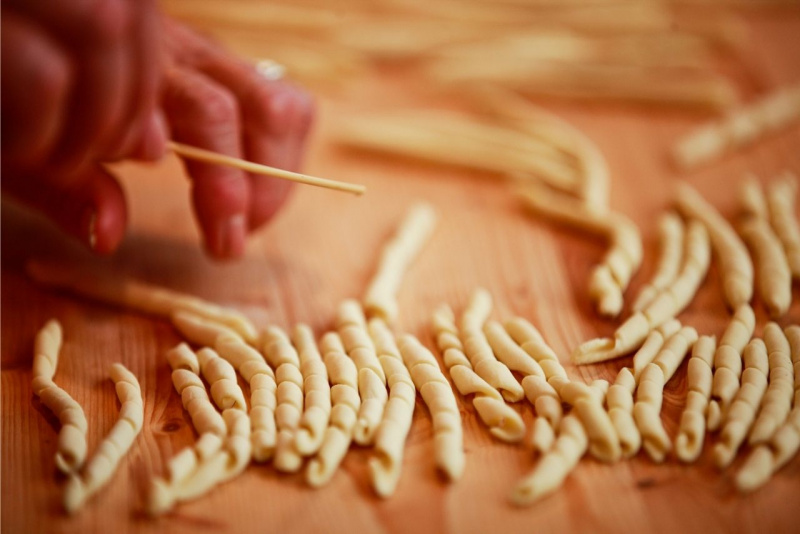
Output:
209,214,246,259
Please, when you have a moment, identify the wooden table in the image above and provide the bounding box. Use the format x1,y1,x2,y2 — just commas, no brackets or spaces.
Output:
3,7,800,534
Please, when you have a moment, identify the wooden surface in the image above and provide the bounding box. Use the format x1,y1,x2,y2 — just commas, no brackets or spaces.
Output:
3,7,800,534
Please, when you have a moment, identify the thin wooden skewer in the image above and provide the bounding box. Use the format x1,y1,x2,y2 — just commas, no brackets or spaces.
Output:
168,141,366,196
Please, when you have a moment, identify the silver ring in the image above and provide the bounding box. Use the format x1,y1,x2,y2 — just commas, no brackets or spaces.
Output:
256,59,286,81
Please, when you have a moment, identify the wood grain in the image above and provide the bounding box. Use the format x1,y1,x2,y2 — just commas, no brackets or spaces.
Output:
3,6,800,534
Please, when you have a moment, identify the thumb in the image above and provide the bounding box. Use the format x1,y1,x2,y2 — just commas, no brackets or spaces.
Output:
3,166,128,254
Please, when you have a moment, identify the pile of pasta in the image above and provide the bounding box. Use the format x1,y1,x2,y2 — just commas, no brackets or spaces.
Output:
29,188,800,513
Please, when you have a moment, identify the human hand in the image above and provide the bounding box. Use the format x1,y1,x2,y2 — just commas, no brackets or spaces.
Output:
1,3,314,259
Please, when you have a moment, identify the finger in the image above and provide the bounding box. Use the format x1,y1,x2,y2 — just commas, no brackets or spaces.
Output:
2,166,128,254
105,0,165,161
165,26,315,227
162,67,250,259
0,10,74,170
245,83,315,230
14,0,132,175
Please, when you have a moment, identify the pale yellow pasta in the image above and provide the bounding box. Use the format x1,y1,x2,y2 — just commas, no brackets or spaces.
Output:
484,320,545,378
749,323,793,445
399,334,464,481
675,335,717,463
64,364,143,514
197,348,247,411
714,338,769,468
215,335,277,462
521,376,561,452
460,289,524,402
148,409,251,515
261,326,304,472
739,219,792,319
510,382,607,506
368,319,417,497
503,317,568,381
674,182,753,310
363,202,438,323
431,305,524,443
517,182,642,317
633,212,685,312
307,332,360,488
735,325,800,491
607,367,640,458
766,171,800,278
32,319,88,475
168,345,226,438
26,259,258,342
634,326,698,462
672,83,800,170
708,304,755,430
336,300,388,445
171,310,242,348
292,324,331,456
574,219,708,366
548,377,620,463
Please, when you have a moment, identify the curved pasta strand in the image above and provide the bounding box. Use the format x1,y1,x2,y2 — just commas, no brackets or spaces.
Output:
171,310,242,348
306,333,360,487
707,304,756,430
766,171,800,278
262,327,304,472
215,335,277,462
431,305,524,443
675,335,716,463
368,319,417,497
64,364,143,514
32,319,88,475
292,324,332,457
399,334,464,481
633,212,685,312
714,338,769,468
460,289,524,402
674,182,753,310
748,323,793,445
363,202,438,323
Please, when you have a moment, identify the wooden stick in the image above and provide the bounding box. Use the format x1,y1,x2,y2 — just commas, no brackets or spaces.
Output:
168,141,366,196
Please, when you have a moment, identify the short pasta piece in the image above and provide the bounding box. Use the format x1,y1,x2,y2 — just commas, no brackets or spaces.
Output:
503,317,568,381
675,335,717,463
517,182,642,318
633,212,685,312
460,289,524,402
766,171,800,278
510,381,607,506
307,333,360,487
748,323,793,445
64,364,143,514
484,320,545,378
432,305,524,443
292,324,332,457
714,338,769,468
368,319,417,497
197,348,247,411
167,344,226,437
337,300,388,446
363,202,438,323
736,325,800,492
31,319,88,475
674,182,753,310
399,334,464,481
707,304,756,430
262,327,304,472
171,310,242,348
215,335,277,462
606,368,639,458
